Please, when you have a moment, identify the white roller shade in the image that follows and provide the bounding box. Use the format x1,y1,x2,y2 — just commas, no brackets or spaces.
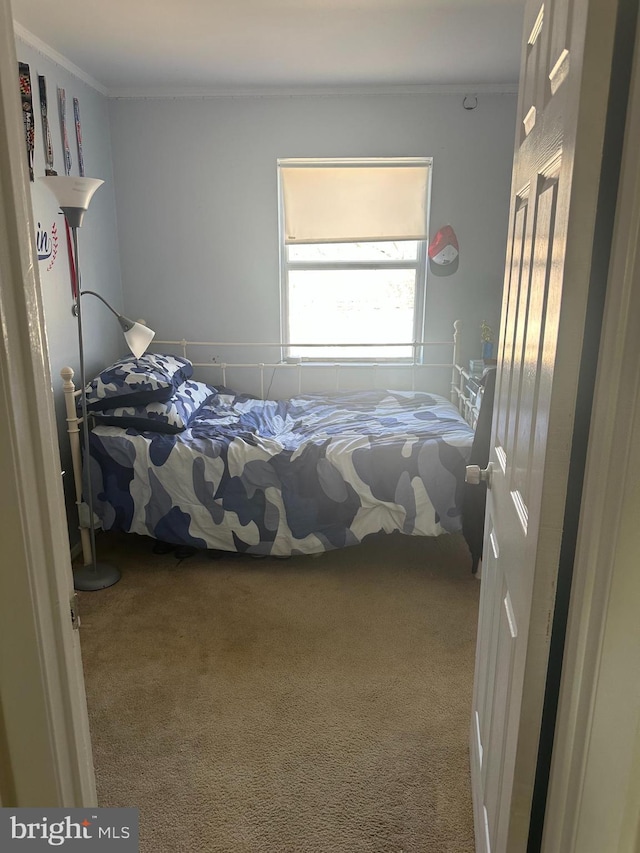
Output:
280,159,431,244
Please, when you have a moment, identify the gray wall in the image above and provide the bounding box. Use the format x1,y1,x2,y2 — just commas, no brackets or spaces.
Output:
12,57,516,547
109,92,516,393
15,39,124,545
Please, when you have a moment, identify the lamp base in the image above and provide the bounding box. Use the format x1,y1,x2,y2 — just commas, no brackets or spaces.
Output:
73,561,121,591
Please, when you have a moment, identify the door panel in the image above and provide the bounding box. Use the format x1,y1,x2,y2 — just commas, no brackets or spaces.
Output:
521,5,545,139
495,198,528,472
477,523,500,778
549,0,574,95
470,0,620,849
485,585,518,852
512,174,559,515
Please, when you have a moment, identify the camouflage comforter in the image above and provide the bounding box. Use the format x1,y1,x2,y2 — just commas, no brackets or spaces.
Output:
88,388,474,556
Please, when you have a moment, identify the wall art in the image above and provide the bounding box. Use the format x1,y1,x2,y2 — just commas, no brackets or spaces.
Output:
18,62,35,181
57,86,77,296
57,86,72,176
36,219,59,271
38,75,57,176
73,97,84,177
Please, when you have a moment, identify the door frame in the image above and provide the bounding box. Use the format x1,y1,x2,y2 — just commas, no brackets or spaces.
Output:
2,0,640,840
0,0,95,806
541,14,640,851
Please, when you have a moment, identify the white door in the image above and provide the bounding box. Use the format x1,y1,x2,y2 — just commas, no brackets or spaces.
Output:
469,0,623,850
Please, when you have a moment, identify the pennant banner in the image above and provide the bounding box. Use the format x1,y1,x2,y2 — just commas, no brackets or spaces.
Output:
58,87,72,176
73,97,84,177
65,219,77,299
38,75,57,176
18,62,35,181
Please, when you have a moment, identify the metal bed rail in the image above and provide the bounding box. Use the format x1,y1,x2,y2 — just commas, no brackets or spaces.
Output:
151,321,462,400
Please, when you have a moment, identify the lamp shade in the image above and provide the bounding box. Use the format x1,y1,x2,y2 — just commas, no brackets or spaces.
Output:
121,320,156,359
40,176,104,211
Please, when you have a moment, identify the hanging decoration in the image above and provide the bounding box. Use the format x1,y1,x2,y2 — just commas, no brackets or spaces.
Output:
65,218,78,298
35,75,60,275
428,225,459,276
73,97,85,177
18,62,35,181
58,87,72,176
38,75,57,176
57,87,77,296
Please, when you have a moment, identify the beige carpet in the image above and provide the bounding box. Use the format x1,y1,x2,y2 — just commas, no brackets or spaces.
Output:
78,531,479,853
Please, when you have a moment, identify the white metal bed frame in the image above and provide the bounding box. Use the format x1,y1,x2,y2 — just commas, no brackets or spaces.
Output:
61,320,464,566
150,320,463,398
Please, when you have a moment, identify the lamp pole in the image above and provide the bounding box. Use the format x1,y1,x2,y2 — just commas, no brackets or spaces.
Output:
70,224,121,590
42,176,155,589
40,176,121,590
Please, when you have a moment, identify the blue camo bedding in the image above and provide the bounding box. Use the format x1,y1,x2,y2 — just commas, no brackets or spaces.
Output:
88,387,475,556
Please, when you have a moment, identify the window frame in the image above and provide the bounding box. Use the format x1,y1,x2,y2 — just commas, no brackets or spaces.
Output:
277,157,432,363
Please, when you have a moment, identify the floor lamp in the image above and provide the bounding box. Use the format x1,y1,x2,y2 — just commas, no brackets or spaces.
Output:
41,176,155,590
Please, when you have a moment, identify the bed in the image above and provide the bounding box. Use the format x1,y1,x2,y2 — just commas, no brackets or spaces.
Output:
62,324,476,560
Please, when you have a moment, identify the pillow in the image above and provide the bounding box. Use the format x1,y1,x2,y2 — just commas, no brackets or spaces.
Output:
91,380,216,434
84,353,194,411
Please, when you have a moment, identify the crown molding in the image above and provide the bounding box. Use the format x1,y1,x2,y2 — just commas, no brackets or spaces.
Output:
109,82,519,100
13,22,108,96
10,27,518,101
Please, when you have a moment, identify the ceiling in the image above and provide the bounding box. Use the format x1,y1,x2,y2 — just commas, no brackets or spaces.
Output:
12,0,525,96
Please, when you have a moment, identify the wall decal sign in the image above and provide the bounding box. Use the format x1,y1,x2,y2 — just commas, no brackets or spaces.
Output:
37,220,59,271
18,62,35,181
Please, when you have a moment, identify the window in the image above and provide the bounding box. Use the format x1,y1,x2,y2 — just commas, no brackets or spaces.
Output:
278,158,432,360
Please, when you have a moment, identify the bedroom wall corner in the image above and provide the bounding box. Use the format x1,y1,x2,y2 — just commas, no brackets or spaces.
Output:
14,32,124,550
